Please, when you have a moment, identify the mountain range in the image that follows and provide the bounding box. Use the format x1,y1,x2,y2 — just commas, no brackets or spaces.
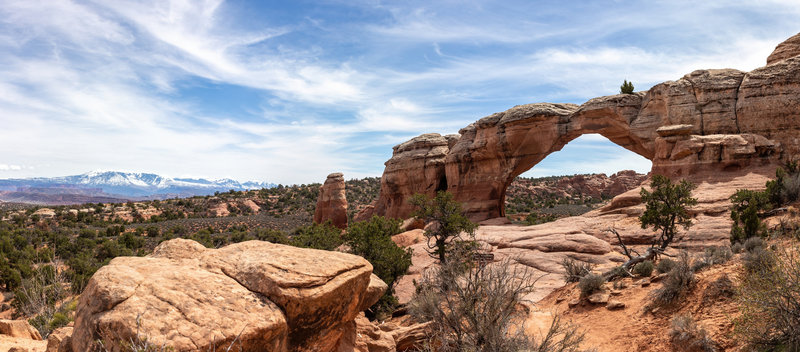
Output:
0,171,276,205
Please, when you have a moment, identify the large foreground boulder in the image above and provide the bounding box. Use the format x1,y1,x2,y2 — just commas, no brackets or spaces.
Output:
71,239,384,352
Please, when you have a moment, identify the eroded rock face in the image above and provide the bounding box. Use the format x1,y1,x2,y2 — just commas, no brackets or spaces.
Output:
72,239,383,352
366,33,800,222
355,134,456,221
314,173,348,229
767,32,800,65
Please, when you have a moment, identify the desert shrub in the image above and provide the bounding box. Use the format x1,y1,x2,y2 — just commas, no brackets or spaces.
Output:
632,260,654,277
410,256,588,352
742,246,776,274
736,247,800,350
344,216,412,319
656,258,677,274
730,242,744,254
562,258,592,283
670,314,718,352
289,221,342,250
652,252,695,307
703,275,735,302
693,246,732,272
12,264,67,337
743,236,765,253
607,265,631,280
578,273,605,297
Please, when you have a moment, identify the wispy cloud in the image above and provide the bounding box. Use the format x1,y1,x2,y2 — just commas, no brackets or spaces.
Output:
0,0,798,183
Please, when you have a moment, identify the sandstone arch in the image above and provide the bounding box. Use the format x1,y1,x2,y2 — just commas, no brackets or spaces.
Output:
356,34,800,223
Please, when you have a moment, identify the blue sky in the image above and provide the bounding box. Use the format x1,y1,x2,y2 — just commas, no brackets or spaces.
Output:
0,1,798,184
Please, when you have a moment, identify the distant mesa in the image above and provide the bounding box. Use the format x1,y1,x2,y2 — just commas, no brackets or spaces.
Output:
0,171,276,205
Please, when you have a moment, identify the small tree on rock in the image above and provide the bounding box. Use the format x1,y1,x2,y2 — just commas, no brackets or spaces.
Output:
609,175,697,275
410,191,477,264
620,80,634,94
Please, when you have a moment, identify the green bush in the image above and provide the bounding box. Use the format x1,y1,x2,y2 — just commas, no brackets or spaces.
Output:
289,221,343,250
632,261,654,277
620,80,634,94
344,216,412,319
578,273,605,297
561,258,592,283
656,258,677,274
730,189,770,243
411,191,477,264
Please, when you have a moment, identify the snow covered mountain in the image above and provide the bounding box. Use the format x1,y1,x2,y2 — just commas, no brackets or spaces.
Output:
0,171,276,201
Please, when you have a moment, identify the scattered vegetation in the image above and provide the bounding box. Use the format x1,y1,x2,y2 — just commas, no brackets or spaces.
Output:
735,246,800,350
411,255,588,352
730,161,800,244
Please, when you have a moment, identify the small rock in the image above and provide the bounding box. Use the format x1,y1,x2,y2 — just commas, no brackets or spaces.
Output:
607,300,626,310
9,347,29,352
555,295,566,303
610,289,623,296
637,278,651,287
652,273,667,282
651,307,660,314
567,299,581,308
587,292,610,304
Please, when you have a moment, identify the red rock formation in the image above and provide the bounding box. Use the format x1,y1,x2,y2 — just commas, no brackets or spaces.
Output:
355,134,457,222
314,173,348,229
71,239,386,352
767,32,800,65
364,33,800,222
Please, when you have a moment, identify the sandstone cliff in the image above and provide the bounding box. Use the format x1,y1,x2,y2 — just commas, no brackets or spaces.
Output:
360,33,800,222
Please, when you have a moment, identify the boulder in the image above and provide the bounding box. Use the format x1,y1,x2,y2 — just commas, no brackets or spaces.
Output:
0,320,42,340
46,327,72,352
336,314,395,352
390,322,430,352
72,239,381,352
314,173,348,229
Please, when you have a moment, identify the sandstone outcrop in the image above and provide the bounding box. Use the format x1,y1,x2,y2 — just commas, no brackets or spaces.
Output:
355,134,456,222
0,320,42,340
71,238,385,352
767,32,800,65
314,173,348,229
393,168,775,304
360,33,800,222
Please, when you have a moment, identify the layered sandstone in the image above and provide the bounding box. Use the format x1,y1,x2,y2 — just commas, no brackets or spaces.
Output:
314,173,348,229
363,33,800,222
71,239,385,352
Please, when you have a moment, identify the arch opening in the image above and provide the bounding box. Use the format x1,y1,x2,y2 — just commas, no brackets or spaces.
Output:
501,134,652,220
